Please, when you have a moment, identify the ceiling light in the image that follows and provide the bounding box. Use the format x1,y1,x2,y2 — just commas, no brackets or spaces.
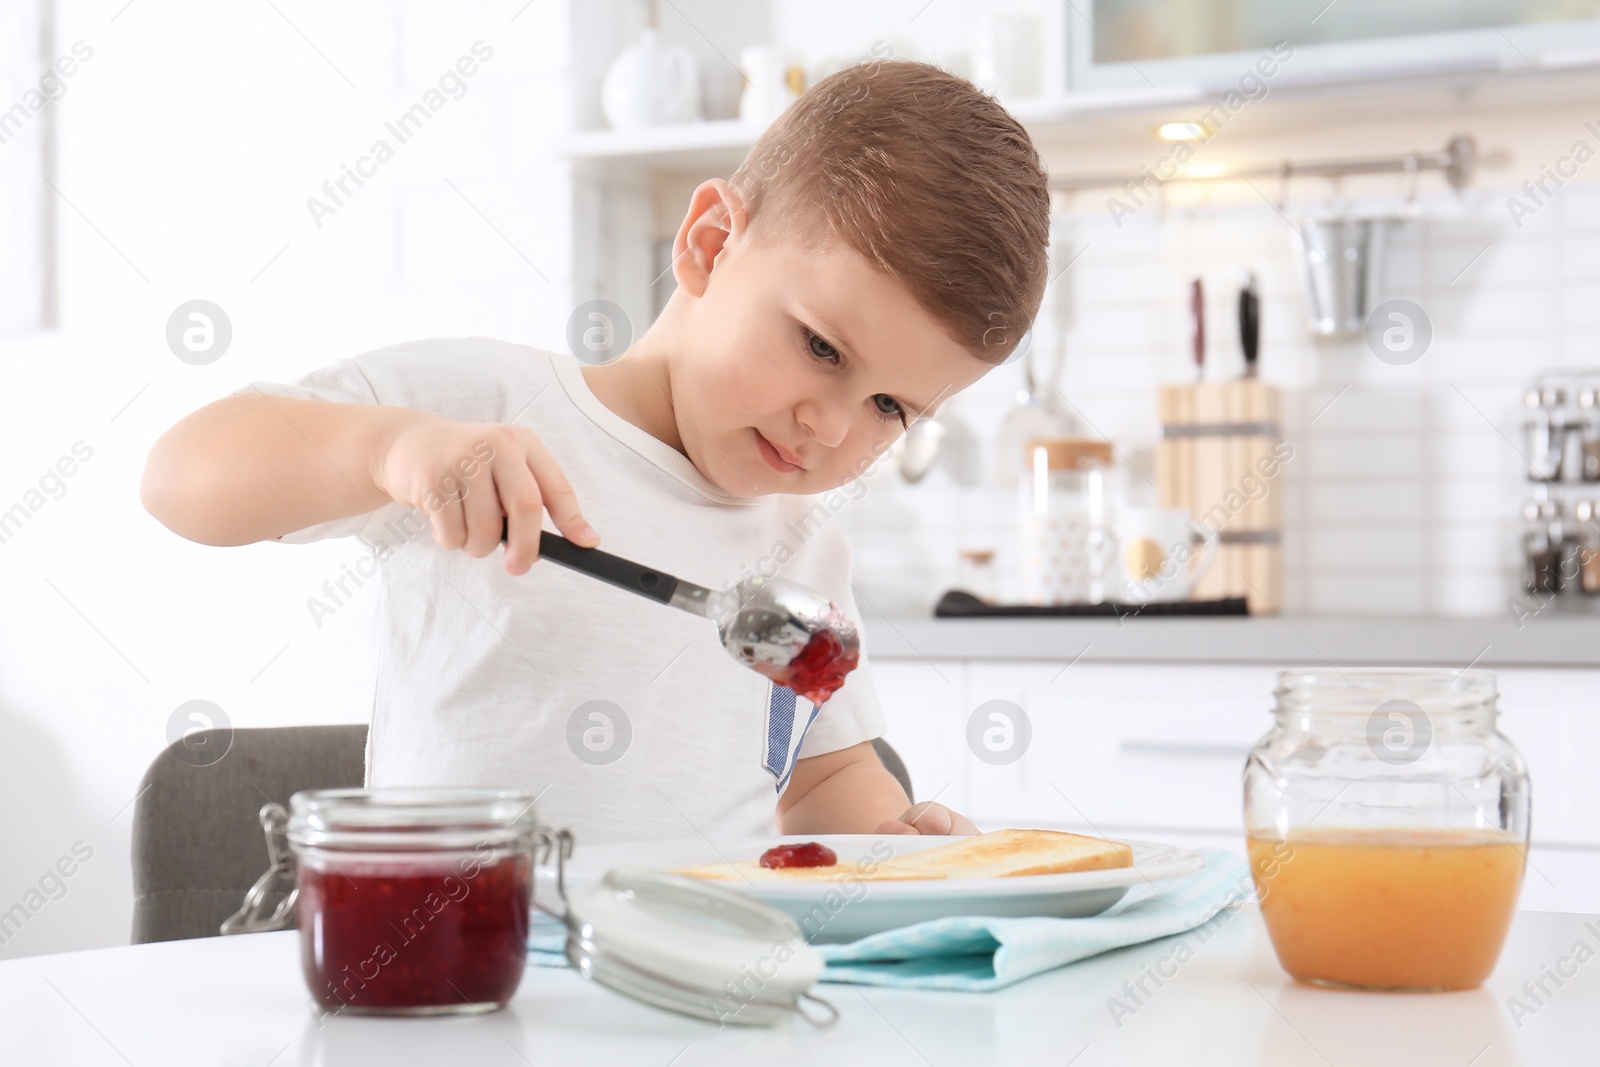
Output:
1158,122,1206,141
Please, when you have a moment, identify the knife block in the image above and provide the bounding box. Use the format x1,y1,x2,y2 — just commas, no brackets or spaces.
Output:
1157,380,1285,614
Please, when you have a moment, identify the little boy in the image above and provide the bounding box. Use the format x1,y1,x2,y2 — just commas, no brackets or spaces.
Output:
142,59,1051,845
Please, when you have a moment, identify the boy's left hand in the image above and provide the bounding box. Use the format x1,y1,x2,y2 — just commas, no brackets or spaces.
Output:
874,801,979,836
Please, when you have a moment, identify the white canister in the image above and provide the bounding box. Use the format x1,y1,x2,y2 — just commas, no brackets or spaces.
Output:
739,45,801,124
1017,438,1118,606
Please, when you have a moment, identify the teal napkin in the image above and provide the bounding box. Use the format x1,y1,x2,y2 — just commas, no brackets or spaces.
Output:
528,847,1250,992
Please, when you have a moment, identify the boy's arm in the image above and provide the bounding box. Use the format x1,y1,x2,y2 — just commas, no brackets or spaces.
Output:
141,390,597,569
775,741,979,835
141,391,418,546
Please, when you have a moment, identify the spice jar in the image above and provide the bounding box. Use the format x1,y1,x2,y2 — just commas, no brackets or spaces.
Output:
1580,389,1600,481
1560,413,1588,486
955,547,1001,604
1017,437,1118,605
1575,500,1600,595
1551,498,1582,595
1244,669,1530,991
1522,499,1558,595
1523,388,1560,482
226,788,542,1015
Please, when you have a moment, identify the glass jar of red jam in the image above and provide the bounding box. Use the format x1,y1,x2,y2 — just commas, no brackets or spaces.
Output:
283,788,539,1016
225,788,843,1026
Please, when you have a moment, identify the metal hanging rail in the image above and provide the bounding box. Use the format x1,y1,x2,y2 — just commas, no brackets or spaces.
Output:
1048,135,1476,193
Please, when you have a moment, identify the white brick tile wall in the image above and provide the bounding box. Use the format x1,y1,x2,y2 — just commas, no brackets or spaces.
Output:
1559,243,1600,288
1305,571,1429,615
1302,434,1429,481
1436,477,1517,522
1558,180,1600,230
1307,527,1427,571
337,5,579,356
1432,569,1516,616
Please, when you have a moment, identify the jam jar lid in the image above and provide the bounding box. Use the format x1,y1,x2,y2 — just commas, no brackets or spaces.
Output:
559,866,835,1027
287,787,540,852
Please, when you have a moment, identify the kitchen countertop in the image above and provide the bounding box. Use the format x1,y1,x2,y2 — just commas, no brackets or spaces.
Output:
865,613,1600,668
3,908,1592,1066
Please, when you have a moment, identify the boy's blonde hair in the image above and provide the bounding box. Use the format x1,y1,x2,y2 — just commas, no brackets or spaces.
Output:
731,56,1052,365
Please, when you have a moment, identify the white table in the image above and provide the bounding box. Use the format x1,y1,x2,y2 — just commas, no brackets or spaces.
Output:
3,906,1596,1066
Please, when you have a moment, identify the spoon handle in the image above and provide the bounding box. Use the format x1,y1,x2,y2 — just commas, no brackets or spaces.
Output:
500,517,678,605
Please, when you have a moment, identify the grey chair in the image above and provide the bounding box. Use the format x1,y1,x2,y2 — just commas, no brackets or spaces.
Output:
871,737,912,806
131,725,367,944
131,726,913,944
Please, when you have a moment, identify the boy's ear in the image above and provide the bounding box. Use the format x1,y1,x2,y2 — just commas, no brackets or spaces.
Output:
673,179,747,298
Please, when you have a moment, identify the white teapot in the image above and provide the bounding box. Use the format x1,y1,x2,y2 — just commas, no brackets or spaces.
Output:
601,30,701,130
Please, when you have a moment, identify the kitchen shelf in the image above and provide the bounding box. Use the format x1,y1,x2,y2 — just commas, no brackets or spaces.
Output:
561,55,1600,174
863,614,1600,669
562,118,766,170
557,89,1198,168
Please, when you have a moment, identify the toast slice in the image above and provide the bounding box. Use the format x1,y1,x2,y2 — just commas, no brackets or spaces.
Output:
674,829,1133,882
883,829,1134,879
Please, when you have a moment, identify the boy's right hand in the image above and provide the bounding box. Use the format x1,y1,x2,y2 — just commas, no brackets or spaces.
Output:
375,414,599,575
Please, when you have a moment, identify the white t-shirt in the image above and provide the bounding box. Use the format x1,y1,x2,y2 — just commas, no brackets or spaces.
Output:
238,338,886,845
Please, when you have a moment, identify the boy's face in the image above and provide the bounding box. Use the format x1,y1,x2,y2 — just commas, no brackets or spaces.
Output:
669,198,995,498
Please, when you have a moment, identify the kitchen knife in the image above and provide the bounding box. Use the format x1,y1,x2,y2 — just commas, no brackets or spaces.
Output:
1239,272,1260,379
1190,277,1205,381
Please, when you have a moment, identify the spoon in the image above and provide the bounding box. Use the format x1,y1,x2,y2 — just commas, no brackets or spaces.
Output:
499,519,860,704
937,405,983,488
896,414,944,483
993,328,1077,487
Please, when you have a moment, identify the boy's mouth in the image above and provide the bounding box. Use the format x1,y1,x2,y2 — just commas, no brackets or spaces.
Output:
754,430,804,474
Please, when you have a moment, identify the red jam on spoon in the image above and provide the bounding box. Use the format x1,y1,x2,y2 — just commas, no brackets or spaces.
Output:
760,841,838,869
782,628,861,705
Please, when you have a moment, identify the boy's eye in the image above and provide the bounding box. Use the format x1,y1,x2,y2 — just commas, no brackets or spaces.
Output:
806,330,840,362
802,325,907,427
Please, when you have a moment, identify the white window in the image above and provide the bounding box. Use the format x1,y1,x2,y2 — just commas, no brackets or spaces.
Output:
0,0,53,334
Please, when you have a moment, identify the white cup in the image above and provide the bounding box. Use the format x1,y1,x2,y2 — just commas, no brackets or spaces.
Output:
1114,508,1219,604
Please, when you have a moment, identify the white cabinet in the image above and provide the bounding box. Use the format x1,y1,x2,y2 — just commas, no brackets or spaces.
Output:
874,660,1274,836
1495,671,1600,848
1068,1,1600,91
873,658,1600,913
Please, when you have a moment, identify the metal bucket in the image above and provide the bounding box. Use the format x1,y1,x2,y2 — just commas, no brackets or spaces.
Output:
1291,217,1388,338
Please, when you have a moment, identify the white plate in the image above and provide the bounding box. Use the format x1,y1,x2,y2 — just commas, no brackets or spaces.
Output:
541,834,1205,943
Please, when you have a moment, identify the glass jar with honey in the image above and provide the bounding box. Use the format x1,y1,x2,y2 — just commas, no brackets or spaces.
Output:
1244,669,1530,991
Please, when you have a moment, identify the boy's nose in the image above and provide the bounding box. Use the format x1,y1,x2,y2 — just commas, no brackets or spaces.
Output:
794,399,849,450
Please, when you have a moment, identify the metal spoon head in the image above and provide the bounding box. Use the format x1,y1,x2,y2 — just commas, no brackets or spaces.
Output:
895,416,944,484
714,577,860,704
